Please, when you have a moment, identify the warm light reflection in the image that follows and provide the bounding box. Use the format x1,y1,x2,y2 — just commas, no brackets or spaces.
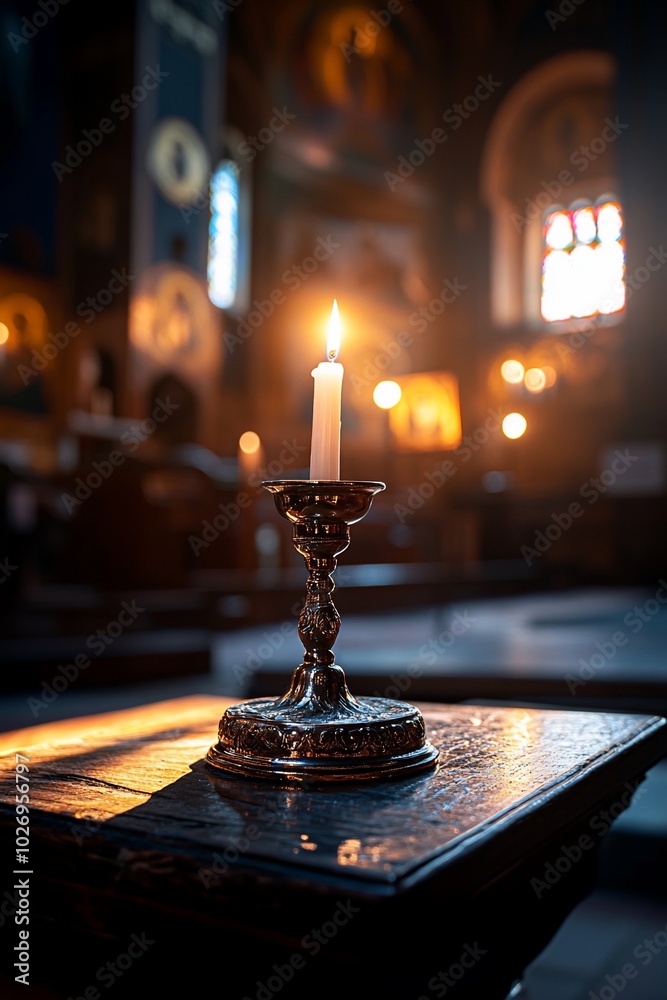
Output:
541,200,625,322
524,368,547,393
327,299,341,360
337,839,361,865
500,359,525,384
238,431,261,455
336,838,389,867
500,709,536,757
502,412,527,439
0,323,8,345
0,697,226,799
373,380,402,409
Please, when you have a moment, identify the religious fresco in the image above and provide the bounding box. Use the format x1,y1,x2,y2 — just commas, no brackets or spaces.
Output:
127,262,222,451
129,264,216,366
0,292,51,416
273,3,438,174
388,371,462,452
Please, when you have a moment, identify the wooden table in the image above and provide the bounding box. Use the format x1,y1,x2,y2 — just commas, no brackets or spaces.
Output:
1,695,666,1000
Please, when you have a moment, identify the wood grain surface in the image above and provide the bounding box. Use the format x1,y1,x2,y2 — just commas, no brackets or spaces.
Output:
1,695,665,891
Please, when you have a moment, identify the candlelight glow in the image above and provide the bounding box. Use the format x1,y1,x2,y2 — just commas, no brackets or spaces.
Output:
373,380,402,409
327,299,341,360
502,412,527,439
239,431,261,454
0,323,8,345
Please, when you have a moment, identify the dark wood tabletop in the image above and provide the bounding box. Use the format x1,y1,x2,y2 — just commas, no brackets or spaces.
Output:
1,695,666,1000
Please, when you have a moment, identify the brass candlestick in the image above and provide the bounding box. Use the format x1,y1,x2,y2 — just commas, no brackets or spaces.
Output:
206,480,439,783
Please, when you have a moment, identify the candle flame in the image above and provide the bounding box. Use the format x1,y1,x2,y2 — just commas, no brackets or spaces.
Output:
327,299,341,361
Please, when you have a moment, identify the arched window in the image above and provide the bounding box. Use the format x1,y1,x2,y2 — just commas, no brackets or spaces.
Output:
207,128,251,316
481,52,625,332
541,196,625,323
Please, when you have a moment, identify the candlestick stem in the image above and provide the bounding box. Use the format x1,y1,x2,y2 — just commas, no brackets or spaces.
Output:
296,528,342,668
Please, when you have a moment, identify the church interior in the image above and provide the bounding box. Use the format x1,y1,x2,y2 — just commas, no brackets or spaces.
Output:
1,0,667,997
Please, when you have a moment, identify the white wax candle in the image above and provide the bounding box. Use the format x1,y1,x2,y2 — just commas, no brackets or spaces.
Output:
309,301,343,480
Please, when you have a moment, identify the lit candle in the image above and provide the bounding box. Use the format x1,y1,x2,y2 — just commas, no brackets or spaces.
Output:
309,300,343,480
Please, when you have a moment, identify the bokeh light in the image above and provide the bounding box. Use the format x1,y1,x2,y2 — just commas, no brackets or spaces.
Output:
542,365,557,387
500,359,525,384
524,368,547,393
239,430,261,454
502,412,527,439
373,380,402,409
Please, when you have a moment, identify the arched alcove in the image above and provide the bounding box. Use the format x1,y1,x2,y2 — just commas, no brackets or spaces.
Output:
480,51,621,330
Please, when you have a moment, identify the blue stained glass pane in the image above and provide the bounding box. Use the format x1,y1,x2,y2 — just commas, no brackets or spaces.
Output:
208,160,240,310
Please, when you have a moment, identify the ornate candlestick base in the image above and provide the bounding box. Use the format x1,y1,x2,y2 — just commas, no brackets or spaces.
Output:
206,481,439,783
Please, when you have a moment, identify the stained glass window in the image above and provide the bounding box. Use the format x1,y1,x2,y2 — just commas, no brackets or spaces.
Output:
207,160,240,310
541,199,625,322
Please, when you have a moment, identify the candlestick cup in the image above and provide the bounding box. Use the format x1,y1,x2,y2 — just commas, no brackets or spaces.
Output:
206,480,439,783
